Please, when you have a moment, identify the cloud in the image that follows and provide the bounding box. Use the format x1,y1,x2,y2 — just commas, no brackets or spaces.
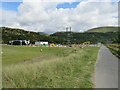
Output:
2,9,17,26
1,0,118,33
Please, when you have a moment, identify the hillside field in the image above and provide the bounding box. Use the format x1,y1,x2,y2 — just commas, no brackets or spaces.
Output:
2,45,99,88
86,26,119,33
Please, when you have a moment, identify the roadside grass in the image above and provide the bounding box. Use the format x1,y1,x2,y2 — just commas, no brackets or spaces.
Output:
107,44,120,59
2,45,99,88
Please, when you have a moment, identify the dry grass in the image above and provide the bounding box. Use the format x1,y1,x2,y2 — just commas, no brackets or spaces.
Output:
2,46,99,88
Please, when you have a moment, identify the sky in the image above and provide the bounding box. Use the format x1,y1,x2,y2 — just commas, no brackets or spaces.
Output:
0,0,119,33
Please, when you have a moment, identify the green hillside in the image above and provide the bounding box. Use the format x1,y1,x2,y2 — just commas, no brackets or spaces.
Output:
1,26,119,44
86,26,119,33
1,27,50,44
51,31,118,44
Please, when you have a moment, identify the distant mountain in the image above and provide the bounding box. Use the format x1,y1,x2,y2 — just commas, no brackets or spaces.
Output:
38,32,48,35
86,26,119,33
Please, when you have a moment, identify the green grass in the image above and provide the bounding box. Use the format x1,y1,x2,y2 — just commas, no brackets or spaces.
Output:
87,26,118,33
2,45,99,88
107,44,120,59
2,45,72,65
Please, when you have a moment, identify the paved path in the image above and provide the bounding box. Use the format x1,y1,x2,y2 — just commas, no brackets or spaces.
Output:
95,45,118,88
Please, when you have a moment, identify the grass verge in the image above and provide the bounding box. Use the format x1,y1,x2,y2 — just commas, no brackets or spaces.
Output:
107,44,120,59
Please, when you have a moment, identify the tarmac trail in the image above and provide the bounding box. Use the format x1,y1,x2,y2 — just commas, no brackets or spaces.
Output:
95,45,118,88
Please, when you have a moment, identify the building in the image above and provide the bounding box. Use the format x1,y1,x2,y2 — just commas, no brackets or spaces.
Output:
9,40,30,45
35,41,48,46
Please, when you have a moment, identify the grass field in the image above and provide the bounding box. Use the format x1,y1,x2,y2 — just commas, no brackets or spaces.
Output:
2,45,73,65
2,45,99,88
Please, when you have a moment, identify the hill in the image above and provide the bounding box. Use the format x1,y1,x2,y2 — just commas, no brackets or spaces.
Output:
1,26,119,44
1,27,64,44
1,27,51,44
38,32,48,35
51,32,118,44
86,26,118,33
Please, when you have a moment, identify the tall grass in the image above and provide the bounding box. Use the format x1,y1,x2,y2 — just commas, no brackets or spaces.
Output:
3,46,99,88
107,44,120,59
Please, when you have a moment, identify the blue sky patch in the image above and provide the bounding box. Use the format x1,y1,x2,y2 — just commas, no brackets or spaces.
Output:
1,2,80,11
56,2,80,9
1,2,22,11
